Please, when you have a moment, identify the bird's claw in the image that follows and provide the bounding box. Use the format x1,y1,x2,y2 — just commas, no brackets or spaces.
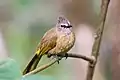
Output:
57,60,60,64
64,53,68,60
47,54,52,58
56,56,62,64
47,54,64,64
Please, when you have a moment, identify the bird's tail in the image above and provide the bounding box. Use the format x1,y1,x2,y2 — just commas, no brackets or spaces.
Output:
23,54,42,75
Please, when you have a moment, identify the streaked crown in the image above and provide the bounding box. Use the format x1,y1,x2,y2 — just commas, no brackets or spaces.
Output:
57,16,72,28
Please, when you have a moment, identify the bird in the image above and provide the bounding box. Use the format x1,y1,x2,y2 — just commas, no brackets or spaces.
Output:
23,16,75,75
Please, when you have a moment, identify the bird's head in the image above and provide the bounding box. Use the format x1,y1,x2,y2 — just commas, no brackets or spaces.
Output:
56,16,72,28
56,16,73,34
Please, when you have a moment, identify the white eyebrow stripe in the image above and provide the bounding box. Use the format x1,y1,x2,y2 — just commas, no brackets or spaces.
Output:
61,23,68,26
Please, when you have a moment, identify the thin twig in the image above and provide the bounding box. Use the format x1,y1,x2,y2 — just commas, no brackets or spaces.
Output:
23,59,58,77
23,53,94,77
86,0,110,80
57,53,94,63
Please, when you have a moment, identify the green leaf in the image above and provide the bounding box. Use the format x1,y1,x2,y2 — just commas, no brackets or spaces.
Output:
0,58,22,80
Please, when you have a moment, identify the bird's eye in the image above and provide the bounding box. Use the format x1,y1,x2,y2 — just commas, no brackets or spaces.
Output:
61,25,66,28
68,25,72,28
61,25,72,28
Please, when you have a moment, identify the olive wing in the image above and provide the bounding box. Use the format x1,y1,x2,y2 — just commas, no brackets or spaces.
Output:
36,28,57,55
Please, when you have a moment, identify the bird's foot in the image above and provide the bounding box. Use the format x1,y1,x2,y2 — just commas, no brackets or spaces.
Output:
52,55,61,64
47,54,52,58
47,54,62,64
56,56,62,64
57,53,68,60
47,53,67,64
64,53,68,59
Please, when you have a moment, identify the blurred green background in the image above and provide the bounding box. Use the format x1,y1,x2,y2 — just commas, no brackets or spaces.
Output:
0,0,112,80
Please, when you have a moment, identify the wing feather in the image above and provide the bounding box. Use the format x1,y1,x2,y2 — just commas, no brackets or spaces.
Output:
36,28,57,55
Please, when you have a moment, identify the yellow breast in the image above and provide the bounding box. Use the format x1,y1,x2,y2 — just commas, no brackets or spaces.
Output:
56,32,75,54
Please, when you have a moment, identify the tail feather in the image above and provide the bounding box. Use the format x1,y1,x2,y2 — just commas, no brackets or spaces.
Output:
23,54,42,75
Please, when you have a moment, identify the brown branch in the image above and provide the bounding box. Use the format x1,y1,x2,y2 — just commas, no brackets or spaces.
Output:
86,0,110,80
23,53,94,77
57,53,94,63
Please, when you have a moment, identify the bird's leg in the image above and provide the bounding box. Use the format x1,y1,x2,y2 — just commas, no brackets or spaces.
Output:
56,53,69,63
47,53,62,64
47,53,52,58
56,55,62,64
57,53,68,59
64,53,68,59
47,53,68,60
